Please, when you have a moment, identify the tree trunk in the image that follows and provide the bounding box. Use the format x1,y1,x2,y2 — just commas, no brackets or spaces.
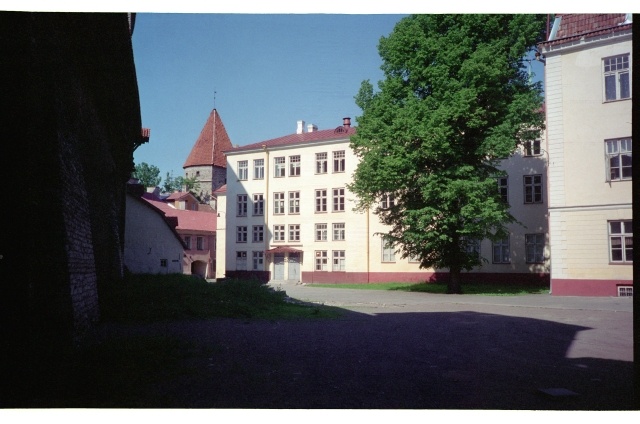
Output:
447,267,463,294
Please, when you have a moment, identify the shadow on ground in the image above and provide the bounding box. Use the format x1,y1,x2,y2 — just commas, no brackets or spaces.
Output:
5,309,635,410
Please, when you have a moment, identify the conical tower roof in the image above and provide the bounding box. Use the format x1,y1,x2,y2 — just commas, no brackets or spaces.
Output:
183,109,233,169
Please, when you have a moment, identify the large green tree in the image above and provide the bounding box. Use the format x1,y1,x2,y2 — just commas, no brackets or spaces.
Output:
349,14,546,294
133,162,161,188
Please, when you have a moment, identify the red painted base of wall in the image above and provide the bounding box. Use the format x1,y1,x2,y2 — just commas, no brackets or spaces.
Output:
551,278,633,296
301,271,549,286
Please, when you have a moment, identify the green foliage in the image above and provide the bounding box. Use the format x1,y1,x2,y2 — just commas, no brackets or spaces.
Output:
133,162,162,188
349,15,546,293
100,273,342,322
161,171,201,199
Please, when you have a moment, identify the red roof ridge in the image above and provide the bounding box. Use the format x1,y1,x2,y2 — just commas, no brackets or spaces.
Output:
226,125,356,154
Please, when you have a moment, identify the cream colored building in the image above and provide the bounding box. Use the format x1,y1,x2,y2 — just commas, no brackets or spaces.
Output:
217,117,549,286
539,14,632,296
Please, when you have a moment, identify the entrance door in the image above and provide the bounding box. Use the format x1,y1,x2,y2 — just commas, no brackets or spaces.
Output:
288,253,300,281
274,253,285,280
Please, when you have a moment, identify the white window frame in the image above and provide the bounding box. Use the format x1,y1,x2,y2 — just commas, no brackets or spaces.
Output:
525,233,545,264
274,156,286,178
237,194,247,217
238,160,248,180
316,152,328,174
524,139,541,157
289,191,300,214
380,194,395,209
605,138,632,182
382,237,396,263
236,226,247,243
253,159,264,180
236,251,247,270
332,250,346,271
315,250,328,271
609,220,633,263
273,192,285,214
332,188,345,212
289,224,300,242
492,237,510,264
273,225,285,242
315,223,328,242
333,150,345,173
315,189,327,213
252,225,264,243
523,175,543,204
333,223,345,241
289,155,301,176
603,54,630,102
253,193,264,216
252,251,264,271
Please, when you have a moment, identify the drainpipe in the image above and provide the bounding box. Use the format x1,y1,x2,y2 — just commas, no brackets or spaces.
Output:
263,145,269,278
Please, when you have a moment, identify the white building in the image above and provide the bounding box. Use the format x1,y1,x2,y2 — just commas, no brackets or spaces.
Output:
216,117,549,286
539,14,633,296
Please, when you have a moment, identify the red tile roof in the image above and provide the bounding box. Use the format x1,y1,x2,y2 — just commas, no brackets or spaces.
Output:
213,184,227,194
143,197,217,232
166,191,194,201
541,14,631,47
225,125,356,154
183,109,233,168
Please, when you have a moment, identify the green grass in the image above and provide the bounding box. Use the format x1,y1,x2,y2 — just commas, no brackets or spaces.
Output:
306,281,549,296
100,273,343,323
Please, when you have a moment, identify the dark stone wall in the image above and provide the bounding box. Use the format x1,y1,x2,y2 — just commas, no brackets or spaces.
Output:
0,12,142,403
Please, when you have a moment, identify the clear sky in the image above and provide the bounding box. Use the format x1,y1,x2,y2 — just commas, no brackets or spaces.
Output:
131,13,407,178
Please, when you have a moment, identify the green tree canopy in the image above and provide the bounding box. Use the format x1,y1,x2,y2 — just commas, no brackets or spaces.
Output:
349,14,546,293
133,162,161,188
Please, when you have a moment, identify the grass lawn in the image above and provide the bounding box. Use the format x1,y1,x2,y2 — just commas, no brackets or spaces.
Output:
100,273,343,323
306,281,549,296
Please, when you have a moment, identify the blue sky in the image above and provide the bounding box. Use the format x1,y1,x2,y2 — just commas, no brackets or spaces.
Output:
131,13,407,178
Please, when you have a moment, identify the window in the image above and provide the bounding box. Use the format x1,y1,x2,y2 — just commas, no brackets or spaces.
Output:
524,140,541,156
196,236,204,251
464,238,481,260
274,225,285,242
333,150,345,172
252,251,264,270
184,236,191,249
333,223,345,241
237,194,248,217
605,138,632,181
380,194,395,209
289,224,300,242
160,259,167,267
332,251,346,271
523,175,543,204
289,155,301,176
492,237,510,263
609,220,633,263
315,189,327,212
238,160,248,180
315,250,328,271
274,157,286,177
289,191,300,214
316,152,328,174
525,233,545,263
252,225,264,243
236,251,247,270
237,226,247,243
315,223,328,241
253,194,264,216
333,188,345,212
498,177,508,203
254,159,264,179
382,237,396,262
604,54,630,101
274,192,285,214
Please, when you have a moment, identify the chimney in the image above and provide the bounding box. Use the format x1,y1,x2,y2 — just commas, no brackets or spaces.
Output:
307,123,318,133
343,117,351,128
296,120,305,134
